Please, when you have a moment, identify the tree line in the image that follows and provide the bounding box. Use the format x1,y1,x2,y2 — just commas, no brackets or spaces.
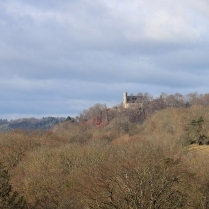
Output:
77,92,209,125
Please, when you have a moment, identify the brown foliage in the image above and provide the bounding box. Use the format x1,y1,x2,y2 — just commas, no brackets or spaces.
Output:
77,142,199,209
2,105,209,208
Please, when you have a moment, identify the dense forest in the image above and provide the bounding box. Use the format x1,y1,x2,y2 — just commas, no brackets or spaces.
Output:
2,92,209,208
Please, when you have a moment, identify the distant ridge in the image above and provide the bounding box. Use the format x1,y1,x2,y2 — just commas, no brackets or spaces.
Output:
0,117,66,132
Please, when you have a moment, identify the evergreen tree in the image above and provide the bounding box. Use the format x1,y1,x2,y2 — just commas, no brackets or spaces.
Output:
0,162,28,209
187,116,208,145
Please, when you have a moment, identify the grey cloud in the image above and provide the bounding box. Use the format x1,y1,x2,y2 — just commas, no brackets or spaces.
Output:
1,0,209,119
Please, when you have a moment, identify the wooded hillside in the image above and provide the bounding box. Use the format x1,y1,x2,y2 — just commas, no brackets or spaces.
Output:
2,93,209,208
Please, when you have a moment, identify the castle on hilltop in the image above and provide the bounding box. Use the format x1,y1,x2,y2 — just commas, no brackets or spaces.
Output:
123,92,143,109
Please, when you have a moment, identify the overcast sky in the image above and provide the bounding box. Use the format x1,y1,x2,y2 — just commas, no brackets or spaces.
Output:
1,0,209,119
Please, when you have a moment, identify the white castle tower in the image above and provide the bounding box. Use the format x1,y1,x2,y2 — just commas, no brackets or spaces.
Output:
123,92,127,108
